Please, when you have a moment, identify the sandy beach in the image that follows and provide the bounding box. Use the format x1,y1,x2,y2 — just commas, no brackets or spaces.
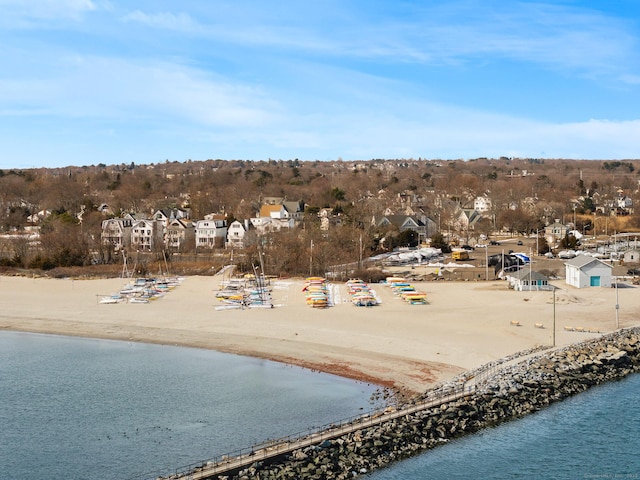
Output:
1,273,639,396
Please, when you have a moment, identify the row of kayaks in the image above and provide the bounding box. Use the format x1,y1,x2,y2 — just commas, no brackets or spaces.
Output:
346,278,380,307
211,275,426,310
303,277,330,308
385,276,427,305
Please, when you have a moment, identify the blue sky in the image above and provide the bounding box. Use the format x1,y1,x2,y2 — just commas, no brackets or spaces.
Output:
1,0,640,168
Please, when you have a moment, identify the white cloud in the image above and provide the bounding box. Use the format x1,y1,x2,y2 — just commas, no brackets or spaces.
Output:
121,10,199,32
0,54,279,128
0,0,96,22
178,94,640,161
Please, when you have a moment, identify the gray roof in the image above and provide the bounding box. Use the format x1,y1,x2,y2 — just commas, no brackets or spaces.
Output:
508,269,548,281
565,254,613,270
378,215,425,229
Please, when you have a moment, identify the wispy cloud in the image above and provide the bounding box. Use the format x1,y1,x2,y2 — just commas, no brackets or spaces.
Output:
117,2,637,84
330,2,637,79
0,0,96,24
121,10,200,32
1,1,639,167
0,53,279,127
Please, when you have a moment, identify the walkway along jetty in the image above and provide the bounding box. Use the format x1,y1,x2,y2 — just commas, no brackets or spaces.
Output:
145,327,640,480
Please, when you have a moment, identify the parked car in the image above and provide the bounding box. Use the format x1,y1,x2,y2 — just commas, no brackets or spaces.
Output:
460,244,475,251
489,240,500,246
517,240,523,245
627,268,640,276
475,243,487,248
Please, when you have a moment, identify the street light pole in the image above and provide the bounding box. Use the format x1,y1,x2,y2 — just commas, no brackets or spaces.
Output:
485,246,488,281
615,277,620,330
552,286,557,347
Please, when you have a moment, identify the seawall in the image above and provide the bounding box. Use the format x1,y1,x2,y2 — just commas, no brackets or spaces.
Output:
215,327,640,480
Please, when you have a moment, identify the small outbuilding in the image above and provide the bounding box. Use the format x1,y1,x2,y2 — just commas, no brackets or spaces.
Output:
506,269,550,291
565,255,613,288
623,249,640,264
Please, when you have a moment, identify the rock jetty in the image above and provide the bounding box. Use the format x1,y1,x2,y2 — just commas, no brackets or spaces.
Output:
213,327,640,480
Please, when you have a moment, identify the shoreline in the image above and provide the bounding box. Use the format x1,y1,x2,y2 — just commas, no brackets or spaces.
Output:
1,274,639,398
212,327,640,480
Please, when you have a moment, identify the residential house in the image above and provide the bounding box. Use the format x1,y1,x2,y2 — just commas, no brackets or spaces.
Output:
97,204,114,215
165,219,195,251
623,250,640,264
152,208,190,244
101,218,132,250
258,197,304,222
226,220,252,248
473,195,492,213
318,207,342,232
249,216,294,235
26,209,52,224
282,200,305,222
377,215,428,243
615,195,633,215
251,204,294,235
261,196,284,206
544,221,569,247
452,208,481,233
506,269,550,291
152,207,190,224
259,204,287,219
565,255,613,288
130,219,163,251
195,218,228,249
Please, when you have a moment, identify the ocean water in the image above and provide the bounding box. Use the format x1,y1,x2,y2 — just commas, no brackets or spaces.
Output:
366,373,640,480
0,331,379,480
3,331,639,480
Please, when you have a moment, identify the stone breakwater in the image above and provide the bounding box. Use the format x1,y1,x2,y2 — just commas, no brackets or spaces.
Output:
219,327,640,480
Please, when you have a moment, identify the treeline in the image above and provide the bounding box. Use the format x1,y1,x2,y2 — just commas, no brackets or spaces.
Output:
1,157,640,275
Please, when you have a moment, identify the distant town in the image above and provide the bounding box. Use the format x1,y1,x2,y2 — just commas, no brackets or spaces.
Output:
1,157,639,278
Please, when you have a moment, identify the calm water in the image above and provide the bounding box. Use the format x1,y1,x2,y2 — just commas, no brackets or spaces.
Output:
0,331,378,480
366,373,640,479
3,331,640,480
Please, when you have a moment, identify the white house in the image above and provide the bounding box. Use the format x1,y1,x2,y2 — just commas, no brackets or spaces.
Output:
623,250,640,264
282,200,305,222
101,218,132,250
195,218,227,249
131,219,163,251
249,216,294,234
259,204,287,219
616,195,633,213
226,220,250,248
251,203,294,235
27,209,51,223
565,255,613,288
506,269,550,291
474,195,492,213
